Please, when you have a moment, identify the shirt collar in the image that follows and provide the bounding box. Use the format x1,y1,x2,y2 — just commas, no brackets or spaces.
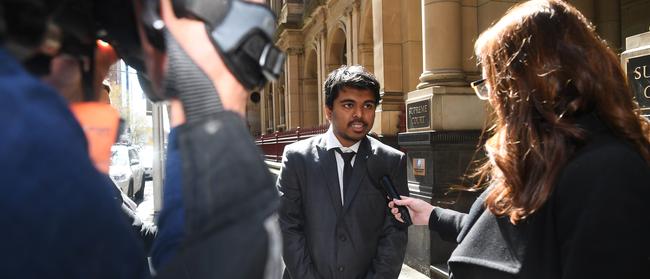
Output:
325,126,361,153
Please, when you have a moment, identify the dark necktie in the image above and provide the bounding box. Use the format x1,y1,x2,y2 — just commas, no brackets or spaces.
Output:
335,148,356,195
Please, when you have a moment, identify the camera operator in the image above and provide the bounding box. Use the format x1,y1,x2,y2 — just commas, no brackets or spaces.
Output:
97,0,286,277
0,0,284,277
0,1,149,277
44,39,159,256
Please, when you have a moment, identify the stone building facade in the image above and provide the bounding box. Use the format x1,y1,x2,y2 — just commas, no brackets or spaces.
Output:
252,0,650,277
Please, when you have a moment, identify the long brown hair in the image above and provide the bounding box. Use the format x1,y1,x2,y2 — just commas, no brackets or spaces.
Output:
474,0,650,224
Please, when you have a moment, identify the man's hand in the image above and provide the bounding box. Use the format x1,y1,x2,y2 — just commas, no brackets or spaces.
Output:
388,197,434,226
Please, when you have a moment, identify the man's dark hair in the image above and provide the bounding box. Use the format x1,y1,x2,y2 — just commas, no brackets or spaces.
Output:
324,65,380,108
0,3,5,42
0,0,52,48
102,80,111,94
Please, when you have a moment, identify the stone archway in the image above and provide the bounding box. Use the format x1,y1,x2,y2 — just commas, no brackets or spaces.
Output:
302,49,319,127
326,26,347,72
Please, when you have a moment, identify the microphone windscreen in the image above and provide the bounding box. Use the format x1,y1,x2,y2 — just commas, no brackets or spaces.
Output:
366,155,389,186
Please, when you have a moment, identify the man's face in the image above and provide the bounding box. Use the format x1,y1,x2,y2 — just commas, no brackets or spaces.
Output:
326,87,376,147
99,88,111,104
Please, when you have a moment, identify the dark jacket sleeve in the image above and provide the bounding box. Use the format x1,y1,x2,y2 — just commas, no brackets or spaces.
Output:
429,207,468,243
365,153,409,279
278,148,322,279
428,187,494,243
554,144,650,279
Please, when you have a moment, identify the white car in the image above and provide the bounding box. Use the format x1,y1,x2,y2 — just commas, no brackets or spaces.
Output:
140,146,153,181
109,145,145,200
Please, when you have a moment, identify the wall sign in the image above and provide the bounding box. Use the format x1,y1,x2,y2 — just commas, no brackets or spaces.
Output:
412,158,426,176
627,54,650,111
407,99,430,130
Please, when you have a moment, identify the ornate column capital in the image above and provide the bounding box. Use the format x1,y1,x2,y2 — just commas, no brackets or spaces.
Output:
344,5,354,16
353,0,361,11
286,47,304,56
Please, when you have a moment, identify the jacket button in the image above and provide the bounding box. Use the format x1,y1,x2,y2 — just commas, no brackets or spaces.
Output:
338,266,345,272
338,234,347,241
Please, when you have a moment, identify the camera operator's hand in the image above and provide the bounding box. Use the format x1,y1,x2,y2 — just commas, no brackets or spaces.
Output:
139,0,265,126
389,197,433,226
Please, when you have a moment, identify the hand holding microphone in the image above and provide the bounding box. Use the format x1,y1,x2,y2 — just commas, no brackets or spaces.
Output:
366,155,413,226
388,198,433,226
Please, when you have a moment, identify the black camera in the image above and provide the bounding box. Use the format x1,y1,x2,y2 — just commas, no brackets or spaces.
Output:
97,0,285,102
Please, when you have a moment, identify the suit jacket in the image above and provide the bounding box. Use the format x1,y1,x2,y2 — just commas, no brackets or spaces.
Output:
428,113,650,279
278,134,409,279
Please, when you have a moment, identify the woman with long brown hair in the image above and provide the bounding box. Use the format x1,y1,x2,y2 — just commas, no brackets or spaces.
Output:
390,1,650,278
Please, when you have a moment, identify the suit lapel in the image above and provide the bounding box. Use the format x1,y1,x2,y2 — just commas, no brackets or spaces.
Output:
343,137,371,212
315,136,343,215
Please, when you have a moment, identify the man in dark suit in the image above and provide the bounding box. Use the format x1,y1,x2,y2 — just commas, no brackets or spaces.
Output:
278,65,409,279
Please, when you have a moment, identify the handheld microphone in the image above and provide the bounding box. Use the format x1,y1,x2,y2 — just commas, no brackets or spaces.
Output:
366,155,412,226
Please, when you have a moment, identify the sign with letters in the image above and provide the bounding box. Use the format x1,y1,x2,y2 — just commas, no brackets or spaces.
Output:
407,99,431,130
627,54,650,110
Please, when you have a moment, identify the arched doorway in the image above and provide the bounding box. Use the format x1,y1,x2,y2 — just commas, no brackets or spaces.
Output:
302,49,319,127
326,26,347,72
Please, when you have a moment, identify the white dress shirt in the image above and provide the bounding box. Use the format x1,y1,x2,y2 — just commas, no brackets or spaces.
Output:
324,127,361,205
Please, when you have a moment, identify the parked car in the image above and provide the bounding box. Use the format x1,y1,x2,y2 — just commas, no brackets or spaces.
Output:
140,146,153,181
109,144,145,200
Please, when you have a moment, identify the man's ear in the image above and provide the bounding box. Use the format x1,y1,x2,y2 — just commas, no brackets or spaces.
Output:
325,105,332,121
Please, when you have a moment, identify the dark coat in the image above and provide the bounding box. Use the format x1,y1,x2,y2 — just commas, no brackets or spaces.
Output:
0,48,149,278
155,112,281,279
279,135,409,279
430,114,650,279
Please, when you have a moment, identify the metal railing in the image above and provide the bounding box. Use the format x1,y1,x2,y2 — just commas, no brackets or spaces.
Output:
255,124,329,162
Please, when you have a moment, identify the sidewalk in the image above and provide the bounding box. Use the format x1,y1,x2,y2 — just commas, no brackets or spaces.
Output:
137,182,430,279
399,264,429,279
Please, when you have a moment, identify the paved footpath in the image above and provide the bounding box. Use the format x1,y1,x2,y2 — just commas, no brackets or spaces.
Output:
399,264,429,279
136,182,429,278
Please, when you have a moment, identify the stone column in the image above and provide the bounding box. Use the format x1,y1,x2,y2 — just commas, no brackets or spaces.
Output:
358,44,374,71
259,86,268,134
272,81,280,131
344,6,354,66
358,1,374,72
462,0,479,79
418,0,464,88
284,47,304,129
371,0,404,137
351,0,361,65
404,0,484,133
400,2,487,276
317,30,327,124
595,0,621,50
400,0,423,93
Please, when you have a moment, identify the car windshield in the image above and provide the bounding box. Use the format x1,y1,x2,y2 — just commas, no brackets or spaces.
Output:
111,148,130,167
